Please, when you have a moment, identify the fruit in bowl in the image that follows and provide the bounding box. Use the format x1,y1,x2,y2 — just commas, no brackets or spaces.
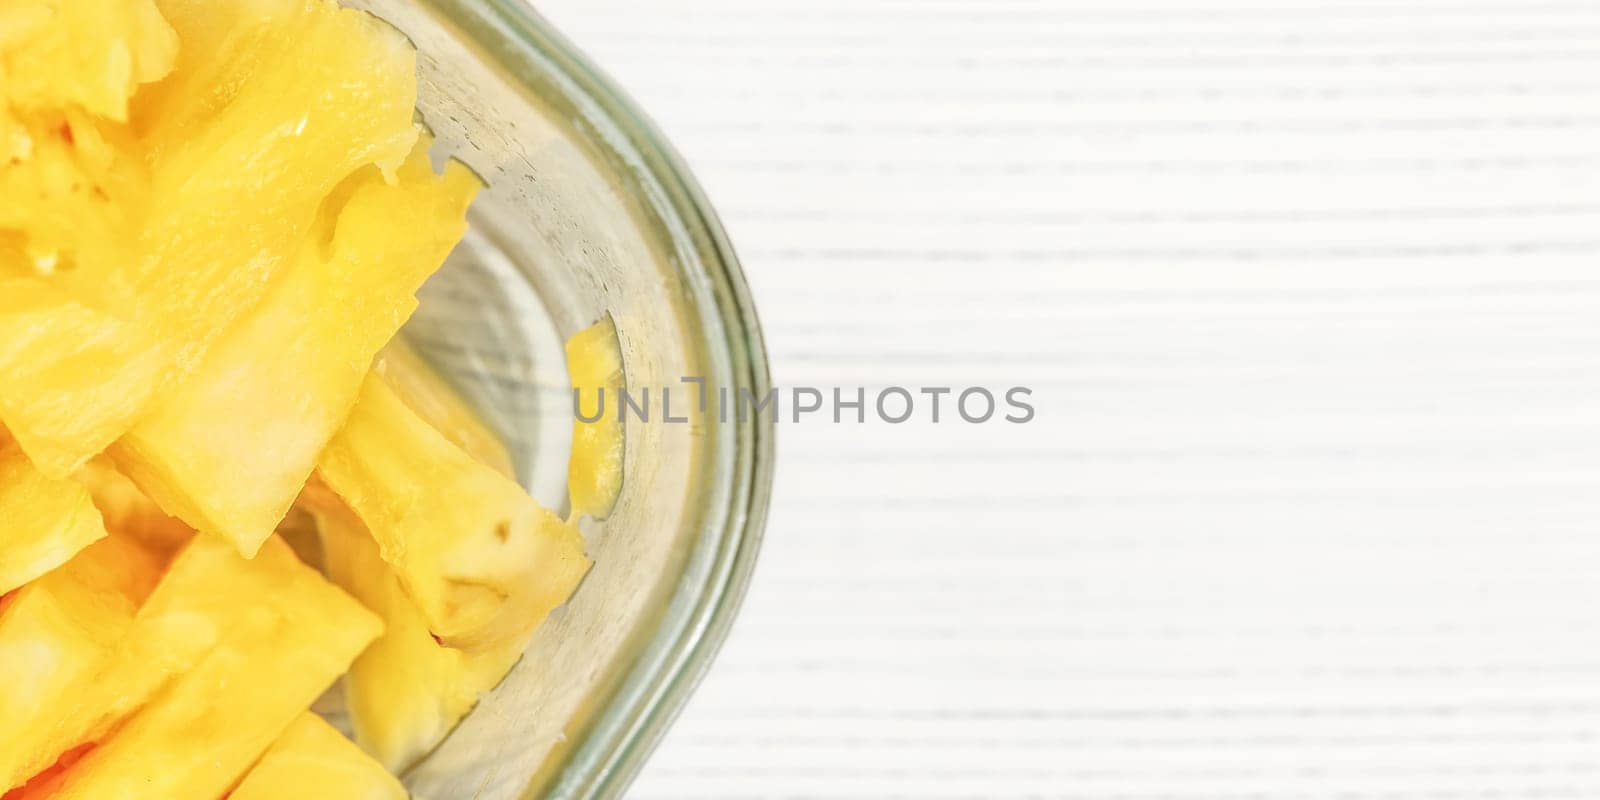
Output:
0,0,623,795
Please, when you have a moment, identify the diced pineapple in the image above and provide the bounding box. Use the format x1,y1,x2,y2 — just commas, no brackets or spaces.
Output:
0,0,174,286
2,533,369,792
0,434,109,595
321,509,556,770
0,2,597,795
0,279,161,478
320,508,475,769
130,0,328,150
230,714,406,800
0,0,177,120
125,0,418,352
42,617,212,763
566,316,625,519
0,0,171,472
46,532,163,608
0,0,419,474
318,375,591,642
377,340,517,479
40,535,382,800
0,536,162,792
113,138,479,557
0,105,152,293
75,457,192,555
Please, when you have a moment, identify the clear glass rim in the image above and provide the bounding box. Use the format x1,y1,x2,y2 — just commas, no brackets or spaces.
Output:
417,0,776,797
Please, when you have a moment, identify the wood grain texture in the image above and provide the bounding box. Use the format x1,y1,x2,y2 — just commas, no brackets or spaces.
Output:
534,1,1600,796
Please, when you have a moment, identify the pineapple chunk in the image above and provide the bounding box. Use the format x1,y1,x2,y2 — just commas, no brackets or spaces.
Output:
0,0,177,120
0,0,419,475
3,533,369,792
0,279,161,478
321,509,564,770
0,106,153,293
566,316,625,519
0,535,162,792
0,3,599,795
320,509,476,770
230,714,405,800
0,537,153,725
1,0,174,287
39,535,382,800
318,375,590,641
112,139,479,557
125,0,418,353
0,434,109,595
377,340,517,479
0,2,169,471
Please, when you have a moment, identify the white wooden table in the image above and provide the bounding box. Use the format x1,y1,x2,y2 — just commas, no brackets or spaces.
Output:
535,1,1600,796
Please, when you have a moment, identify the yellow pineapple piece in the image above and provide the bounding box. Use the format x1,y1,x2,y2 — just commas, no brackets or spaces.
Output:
320,509,476,770
124,0,418,350
0,434,109,595
0,4,597,794
0,535,162,792
0,0,419,475
0,538,153,726
3,532,372,792
0,279,161,478
75,458,193,555
230,714,406,800
0,106,153,291
566,316,625,519
130,0,332,151
0,0,174,286
0,0,177,120
319,375,590,642
0,1,173,472
41,535,382,800
321,509,569,770
113,138,479,557
377,340,517,478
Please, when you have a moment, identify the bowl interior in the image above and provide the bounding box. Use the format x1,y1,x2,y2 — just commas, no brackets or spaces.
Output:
341,1,771,797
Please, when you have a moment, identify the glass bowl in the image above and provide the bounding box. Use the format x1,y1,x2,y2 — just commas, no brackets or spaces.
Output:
339,0,775,796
